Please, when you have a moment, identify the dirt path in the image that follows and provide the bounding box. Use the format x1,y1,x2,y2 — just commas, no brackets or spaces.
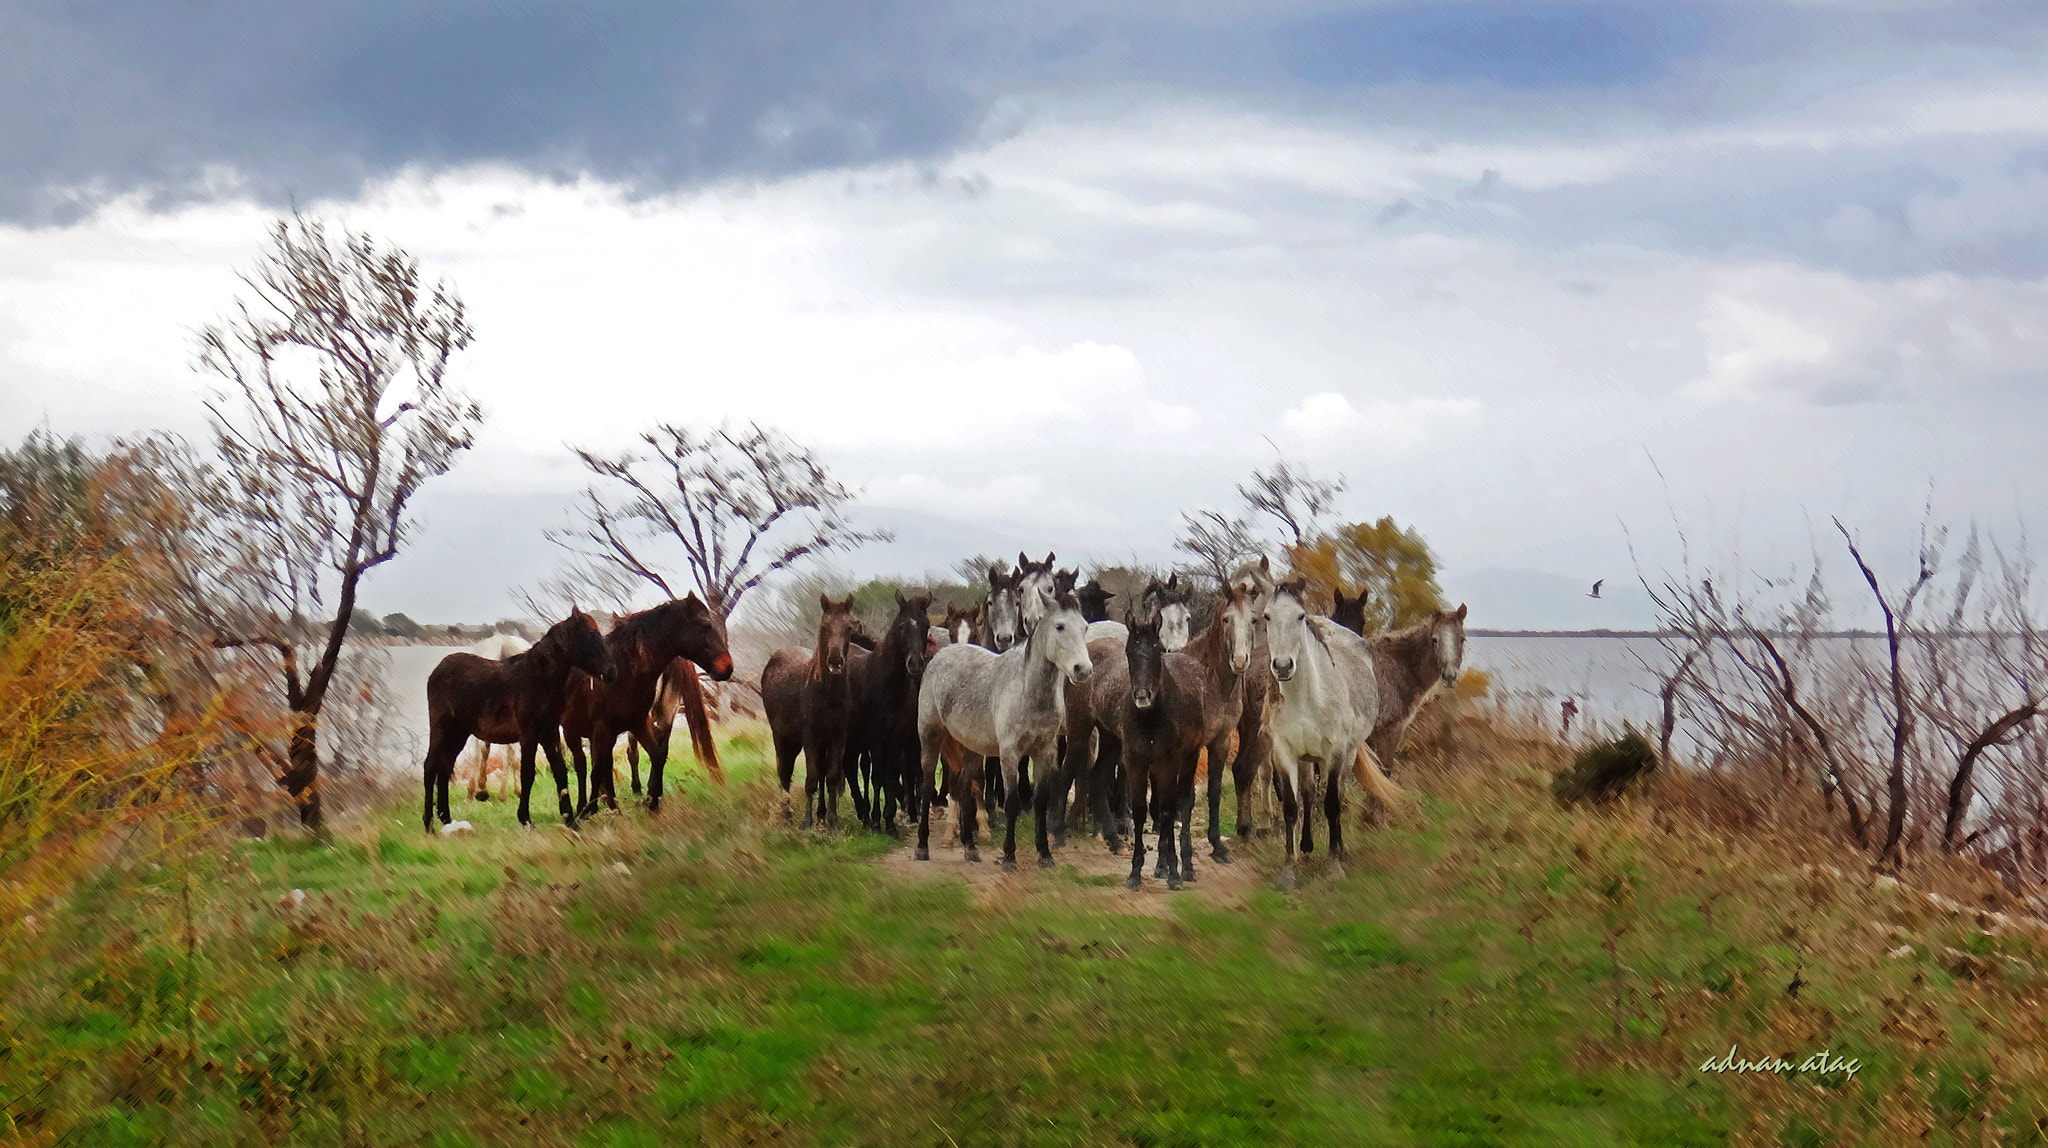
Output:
871,804,1266,918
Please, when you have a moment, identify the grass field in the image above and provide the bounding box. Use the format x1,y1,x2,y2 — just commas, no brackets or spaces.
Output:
6,717,2048,1146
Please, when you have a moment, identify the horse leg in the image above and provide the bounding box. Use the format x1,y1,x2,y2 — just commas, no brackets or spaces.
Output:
542,736,578,828
626,735,644,797
1125,759,1149,890
423,727,463,832
1207,735,1233,863
999,753,1023,871
592,729,622,813
959,753,983,863
1275,764,1301,892
516,740,539,828
1176,763,1197,884
1092,727,1124,854
915,727,941,861
1161,766,1185,892
1326,753,1348,880
1298,759,1317,855
1032,751,1061,869
566,736,590,817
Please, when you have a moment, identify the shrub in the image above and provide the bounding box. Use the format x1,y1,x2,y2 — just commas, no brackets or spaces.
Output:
1552,727,1658,808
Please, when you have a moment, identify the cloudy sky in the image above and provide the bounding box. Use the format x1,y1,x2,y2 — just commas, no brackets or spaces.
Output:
5,0,2046,627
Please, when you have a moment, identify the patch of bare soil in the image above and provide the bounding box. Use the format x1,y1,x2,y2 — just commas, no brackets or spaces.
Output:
871,803,1265,918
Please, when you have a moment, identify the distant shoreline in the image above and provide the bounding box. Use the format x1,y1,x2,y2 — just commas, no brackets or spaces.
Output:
1468,629,1889,639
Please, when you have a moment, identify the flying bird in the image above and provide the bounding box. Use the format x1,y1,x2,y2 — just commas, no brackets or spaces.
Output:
1588,579,1604,599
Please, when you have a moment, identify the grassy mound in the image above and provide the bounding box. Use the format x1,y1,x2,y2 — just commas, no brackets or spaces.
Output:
3,717,2045,1145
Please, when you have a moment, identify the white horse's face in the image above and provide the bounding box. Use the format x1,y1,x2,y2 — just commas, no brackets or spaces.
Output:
1018,569,1054,633
1434,607,1468,690
952,618,974,647
1263,589,1312,683
987,588,1021,651
1035,593,1094,685
1159,602,1191,652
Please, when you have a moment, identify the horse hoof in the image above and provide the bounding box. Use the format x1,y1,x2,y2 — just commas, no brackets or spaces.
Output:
915,847,930,861
1167,877,1184,892
1212,847,1233,864
1037,855,1056,870
1182,868,1197,884
1000,857,1018,873
965,849,981,863
1328,862,1347,881
643,797,661,814
1276,868,1297,892
1125,874,1142,890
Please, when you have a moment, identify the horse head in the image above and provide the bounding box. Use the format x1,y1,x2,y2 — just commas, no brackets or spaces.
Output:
1125,611,1165,710
1232,555,1276,614
559,606,617,683
1263,577,1313,683
892,589,933,678
1332,586,1369,635
1017,552,1057,636
661,594,734,681
1433,603,1469,690
1076,578,1115,624
1034,583,1092,685
1213,578,1255,675
1143,573,1193,651
985,564,1023,652
941,602,979,647
816,594,857,677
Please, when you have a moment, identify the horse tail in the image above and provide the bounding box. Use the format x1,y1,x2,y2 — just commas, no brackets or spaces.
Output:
678,660,724,785
1353,745,1409,808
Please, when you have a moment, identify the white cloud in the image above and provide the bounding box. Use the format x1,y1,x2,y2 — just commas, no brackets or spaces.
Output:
1684,263,2048,403
1279,391,1482,451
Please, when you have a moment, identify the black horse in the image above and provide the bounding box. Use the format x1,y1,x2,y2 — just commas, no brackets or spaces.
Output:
848,591,932,834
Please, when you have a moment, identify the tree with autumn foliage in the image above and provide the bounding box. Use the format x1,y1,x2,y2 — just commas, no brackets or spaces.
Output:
1286,517,1446,632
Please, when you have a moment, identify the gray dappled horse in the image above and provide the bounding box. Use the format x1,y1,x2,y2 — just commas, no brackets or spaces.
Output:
916,583,1093,870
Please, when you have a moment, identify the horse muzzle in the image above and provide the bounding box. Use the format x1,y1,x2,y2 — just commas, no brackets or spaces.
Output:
1132,690,1154,710
710,653,735,681
1271,659,1296,682
1231,653,1249,674
1068,662,1092,684
1441,672,1460,690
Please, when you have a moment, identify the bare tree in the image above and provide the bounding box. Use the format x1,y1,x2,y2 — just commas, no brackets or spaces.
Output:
195,215,480,831
546,421,890,619
1836,516,1939,867
1173,508,1261,584
1239,458,1347,547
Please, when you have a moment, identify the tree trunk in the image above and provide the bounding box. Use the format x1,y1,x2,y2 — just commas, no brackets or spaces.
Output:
1942,701,2039,852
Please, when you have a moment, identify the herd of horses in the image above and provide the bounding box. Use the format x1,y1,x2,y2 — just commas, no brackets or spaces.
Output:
417,552,1467,893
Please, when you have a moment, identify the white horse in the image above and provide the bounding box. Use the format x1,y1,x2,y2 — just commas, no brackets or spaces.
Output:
463,633,533,800
1142,574,1193,651
1261,577,1406,890
1015,551,1057,636
915,583,1093,870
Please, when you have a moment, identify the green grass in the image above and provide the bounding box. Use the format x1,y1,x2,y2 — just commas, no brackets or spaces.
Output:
5,723,2045,1145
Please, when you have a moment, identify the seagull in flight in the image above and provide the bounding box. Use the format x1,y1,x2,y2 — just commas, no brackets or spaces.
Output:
1588,579,1604,599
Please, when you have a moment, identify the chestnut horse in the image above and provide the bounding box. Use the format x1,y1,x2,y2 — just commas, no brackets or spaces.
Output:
622,656,727,797
422,608,616,831
561,595,734,816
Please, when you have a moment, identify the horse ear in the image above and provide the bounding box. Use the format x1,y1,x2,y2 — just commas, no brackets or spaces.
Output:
1454,603,1468,621
1018,551,1030,569
1044,551,1056,569
895,588,907,609
819,593,832,610
1259,555,1271,575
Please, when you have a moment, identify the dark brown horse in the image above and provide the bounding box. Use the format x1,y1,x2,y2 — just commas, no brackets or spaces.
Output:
1332,586,1369,635
421,608,616,832
762,595,862,827
1076,578,1115,624
1117,615,1206,890
561,595,734,816
849,590,932,834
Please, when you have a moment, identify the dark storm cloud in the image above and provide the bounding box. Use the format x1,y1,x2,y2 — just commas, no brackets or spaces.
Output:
7,0,2048,236
0,0,995,221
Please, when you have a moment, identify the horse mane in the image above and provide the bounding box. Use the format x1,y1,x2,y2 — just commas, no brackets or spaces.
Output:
1379,617,1442,675
672,659,724,785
